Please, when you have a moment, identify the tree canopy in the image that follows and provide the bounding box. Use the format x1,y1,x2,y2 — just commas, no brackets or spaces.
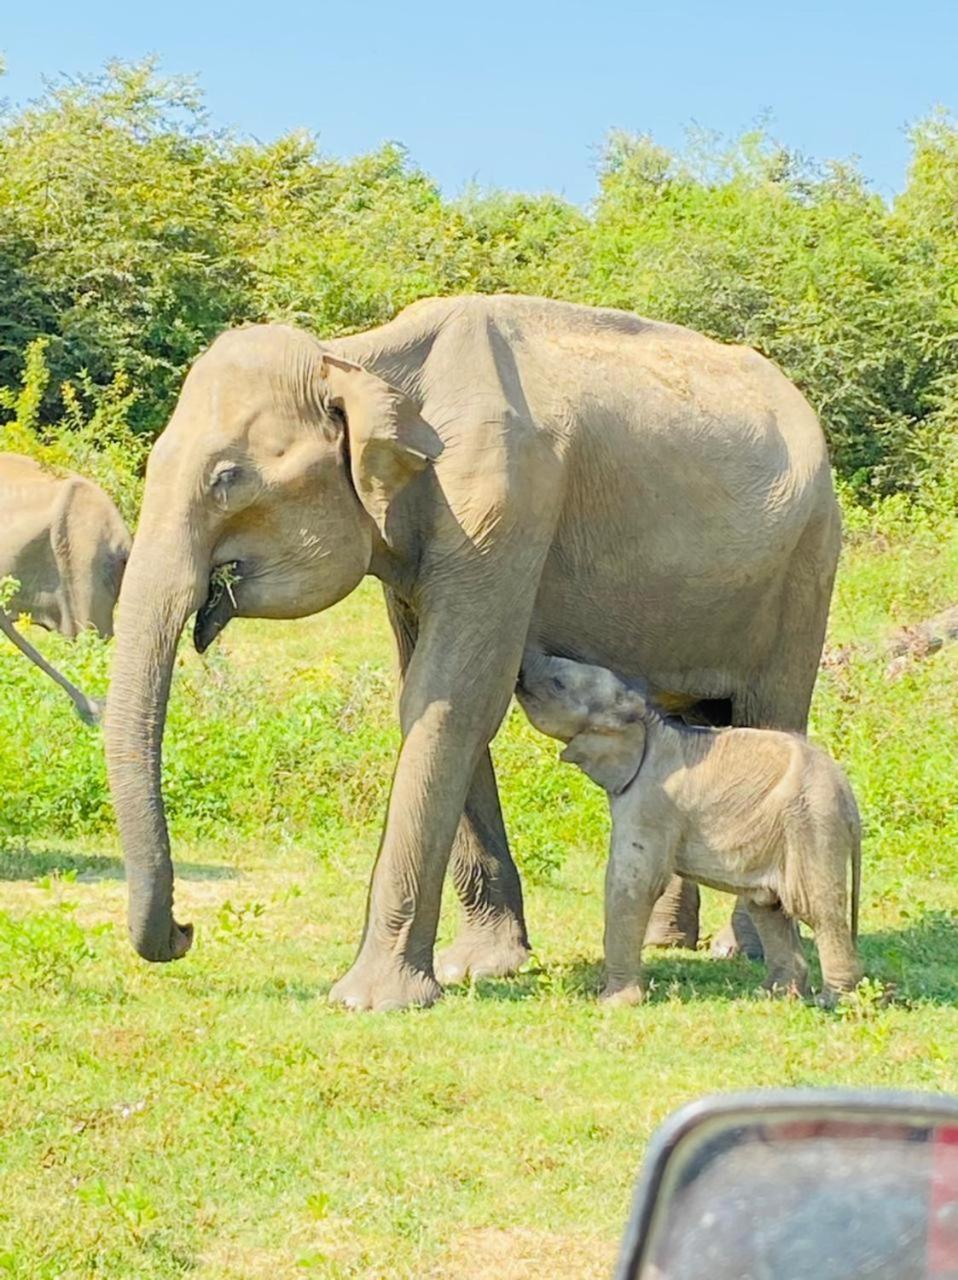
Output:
2,60,956,500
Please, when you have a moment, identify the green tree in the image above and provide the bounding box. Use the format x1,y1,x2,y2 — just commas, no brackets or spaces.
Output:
1,58,956,500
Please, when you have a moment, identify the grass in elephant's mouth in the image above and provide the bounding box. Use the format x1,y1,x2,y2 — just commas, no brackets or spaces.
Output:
207,560,243,608
2,512,958,1278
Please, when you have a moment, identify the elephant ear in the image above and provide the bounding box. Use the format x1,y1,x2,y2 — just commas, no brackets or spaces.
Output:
560,722,647,795
319,354,442,538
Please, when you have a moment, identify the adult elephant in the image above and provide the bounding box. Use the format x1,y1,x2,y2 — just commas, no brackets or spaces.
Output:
104,295,840,1009
1,452,130,723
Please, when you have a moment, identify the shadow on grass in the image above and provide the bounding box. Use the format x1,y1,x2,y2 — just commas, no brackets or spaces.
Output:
860,910,958,1005
128,913,958,1009
469,950,767,1005
467,911,958,1007
0,844,237,883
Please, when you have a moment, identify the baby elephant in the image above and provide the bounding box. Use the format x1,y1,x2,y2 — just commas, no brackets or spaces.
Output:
516,653,862,1005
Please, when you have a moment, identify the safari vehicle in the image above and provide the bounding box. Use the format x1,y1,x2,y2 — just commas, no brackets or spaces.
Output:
615,1089,958,1279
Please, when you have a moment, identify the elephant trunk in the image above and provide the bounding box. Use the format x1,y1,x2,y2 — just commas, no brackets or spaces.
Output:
105,530,206,962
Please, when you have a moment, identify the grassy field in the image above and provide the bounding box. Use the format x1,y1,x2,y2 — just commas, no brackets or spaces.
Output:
2,508,958,1278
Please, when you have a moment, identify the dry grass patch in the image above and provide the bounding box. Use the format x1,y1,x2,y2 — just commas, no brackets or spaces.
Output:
435,1227,615,1280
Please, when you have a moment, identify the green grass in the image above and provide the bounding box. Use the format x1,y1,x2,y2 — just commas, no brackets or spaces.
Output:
2,510,958,1278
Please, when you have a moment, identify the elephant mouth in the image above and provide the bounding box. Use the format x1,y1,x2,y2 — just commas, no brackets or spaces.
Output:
194,562,242,654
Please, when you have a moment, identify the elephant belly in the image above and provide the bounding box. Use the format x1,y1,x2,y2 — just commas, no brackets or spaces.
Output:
674,832,782,903
517,325,830,705
531,551,787,704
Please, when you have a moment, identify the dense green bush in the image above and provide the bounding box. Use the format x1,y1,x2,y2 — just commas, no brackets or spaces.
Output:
0,337,146,521
1,506,956,881
1,60,957,500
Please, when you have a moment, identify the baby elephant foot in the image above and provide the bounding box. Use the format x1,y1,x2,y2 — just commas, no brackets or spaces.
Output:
435,919,531,986
600,980,646,1007
817,972,866,1008
761,965,810,999
762,978,807,999
816,980,868,1009
329,955,442,1012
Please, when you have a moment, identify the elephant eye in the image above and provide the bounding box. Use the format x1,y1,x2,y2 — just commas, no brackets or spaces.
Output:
211,462,241,487
209,463,245,507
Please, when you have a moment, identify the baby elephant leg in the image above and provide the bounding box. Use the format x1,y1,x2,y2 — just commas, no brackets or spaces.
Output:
793,827,861,1002
603,841,671,1006
748,902,809,996
805,863,862,1002
813,916,862,1003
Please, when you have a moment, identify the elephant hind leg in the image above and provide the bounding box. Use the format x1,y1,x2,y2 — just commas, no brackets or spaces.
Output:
710,900,766,960
435,748,531,985
813,917,863,1001
714,511,839,960
749,902,809,995
740,505,840,734
707,655,808,961
795,836,862,1000
654,507,838,965
644,876,700,950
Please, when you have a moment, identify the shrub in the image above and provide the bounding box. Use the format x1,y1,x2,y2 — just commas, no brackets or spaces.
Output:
2,60,957,498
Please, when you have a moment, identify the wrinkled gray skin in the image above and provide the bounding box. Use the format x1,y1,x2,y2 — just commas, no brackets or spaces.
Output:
517,653,862,1004
104,295,840,1009
0,452,130,724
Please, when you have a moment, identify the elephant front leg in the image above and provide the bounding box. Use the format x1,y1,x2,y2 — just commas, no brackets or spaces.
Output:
749,902,809,996
380,586,530,987
328,704,474,1010
329,598,533,1011
435,748,531,985
602,830,671,1007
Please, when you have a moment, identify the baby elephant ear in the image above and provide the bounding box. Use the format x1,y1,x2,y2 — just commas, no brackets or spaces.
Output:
561,723,646,794
320,354,443,538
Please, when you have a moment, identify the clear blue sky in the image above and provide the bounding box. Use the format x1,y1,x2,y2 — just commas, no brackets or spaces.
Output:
2,0,955,203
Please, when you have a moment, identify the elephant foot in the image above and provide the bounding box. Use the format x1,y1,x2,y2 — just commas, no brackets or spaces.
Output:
711,903,765,961
328,956,442,1012
711,923,752,959
644,876,700,949
643,923,698,949
600,981,646,1007
435,918,531,985
761,977,808,999
761,963,809,999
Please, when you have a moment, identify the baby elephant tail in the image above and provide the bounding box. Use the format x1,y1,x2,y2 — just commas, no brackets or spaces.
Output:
851,826,861,944
843,784,862,944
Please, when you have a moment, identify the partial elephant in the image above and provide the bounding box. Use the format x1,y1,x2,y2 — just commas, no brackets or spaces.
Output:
104,295,840,1009
516,652,862,1004
0,452,131,723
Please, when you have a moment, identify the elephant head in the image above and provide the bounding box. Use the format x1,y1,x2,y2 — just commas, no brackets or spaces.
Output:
516,652,649,793
105,324,441,962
